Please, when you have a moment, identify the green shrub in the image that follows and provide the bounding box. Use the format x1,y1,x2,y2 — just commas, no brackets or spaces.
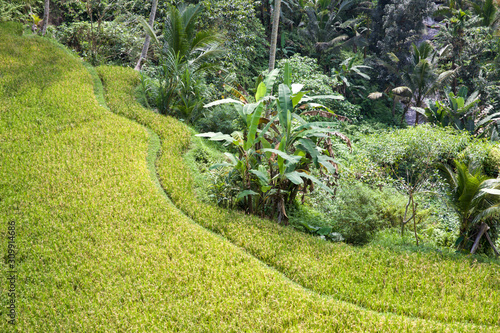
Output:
276,55,336,93
55,20,143,66
332,182,406,244
365,125,472,168
483,145,500,178
194,104,244,134
0,1,28,24
275,54,362,119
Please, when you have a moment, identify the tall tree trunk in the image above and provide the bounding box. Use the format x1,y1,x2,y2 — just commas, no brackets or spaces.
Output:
41,0,50,36
135,0,158,71
268,0,282,71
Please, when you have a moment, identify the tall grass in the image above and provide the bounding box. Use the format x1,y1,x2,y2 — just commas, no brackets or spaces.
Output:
98,65,500,328
2,23,493,332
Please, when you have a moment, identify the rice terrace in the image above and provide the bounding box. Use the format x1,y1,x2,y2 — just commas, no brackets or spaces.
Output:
1,0,500,331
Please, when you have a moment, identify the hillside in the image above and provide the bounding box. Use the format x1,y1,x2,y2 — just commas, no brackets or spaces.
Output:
1,23,499,332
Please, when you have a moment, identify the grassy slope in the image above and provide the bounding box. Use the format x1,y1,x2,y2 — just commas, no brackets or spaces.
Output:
97,65,500,329
0,24,496,332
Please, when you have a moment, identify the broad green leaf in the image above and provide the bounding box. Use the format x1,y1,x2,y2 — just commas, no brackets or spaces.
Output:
477,112,500,127
296,172,334,194
301,95,344,102
243,102,259,116
284,62,291,88
250,169,270,185
481,189,500,195
196,132,236,145
138,17,160,45
297,138,319,167
224,152,237,165
278,84,293,113
261,149,303,165
244,103,264,150
292,91,307,107
259,137,273,158
278,84,293,135
255,82,267,102
204,98,244,108
317,226,333,236
236,190,258,200
264,68,280,95
285,171,304,185
261,185,272,193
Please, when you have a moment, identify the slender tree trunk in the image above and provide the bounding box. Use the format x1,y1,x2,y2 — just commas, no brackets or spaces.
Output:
135,0,158,71
268,0,282,71
41,0,50,36
415,96,421,125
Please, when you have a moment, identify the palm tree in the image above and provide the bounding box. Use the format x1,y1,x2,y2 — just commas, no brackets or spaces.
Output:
401,42,457,124
471,0,500,29
441,161,500,252
140,4,224,120
369,42,456,124
300,0,355,69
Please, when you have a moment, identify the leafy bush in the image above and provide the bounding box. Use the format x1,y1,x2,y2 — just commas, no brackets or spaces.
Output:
332,182,407,244
365,125,472,168
276,54,362,118
55,20,143,66
0,1,29,24
483,145,500,178
194,104,244,135
276,55,337,95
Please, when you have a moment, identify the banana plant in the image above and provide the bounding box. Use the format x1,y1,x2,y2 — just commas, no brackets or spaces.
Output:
197,62,350,222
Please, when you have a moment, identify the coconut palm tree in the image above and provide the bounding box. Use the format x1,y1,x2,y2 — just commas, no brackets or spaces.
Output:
139,4,224,120
269,0,282,71
471,0,500,29
369,42,457,124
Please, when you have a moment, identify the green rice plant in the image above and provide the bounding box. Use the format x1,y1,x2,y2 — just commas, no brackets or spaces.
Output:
99,65,500,328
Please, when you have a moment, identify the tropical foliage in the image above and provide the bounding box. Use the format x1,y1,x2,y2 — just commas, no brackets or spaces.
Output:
441,161,500,252
139,3,224,122
198,63,347,221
